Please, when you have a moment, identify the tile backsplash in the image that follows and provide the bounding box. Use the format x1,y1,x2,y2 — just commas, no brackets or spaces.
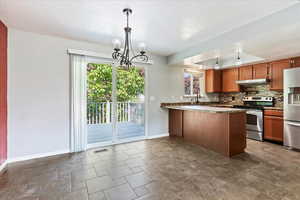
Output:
220,84,283,107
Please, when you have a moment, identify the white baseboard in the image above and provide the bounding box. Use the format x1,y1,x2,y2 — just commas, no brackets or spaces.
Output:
0,160,7,173
5,134,169,164
8,149,70,164
147,133,169,139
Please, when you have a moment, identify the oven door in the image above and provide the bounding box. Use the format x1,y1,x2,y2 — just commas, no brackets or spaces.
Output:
246,110,263,132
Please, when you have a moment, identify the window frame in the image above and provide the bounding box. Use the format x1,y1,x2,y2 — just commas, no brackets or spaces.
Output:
183,70,202,97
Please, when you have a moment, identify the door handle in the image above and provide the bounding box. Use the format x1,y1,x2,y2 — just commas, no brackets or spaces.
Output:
286,122,300,127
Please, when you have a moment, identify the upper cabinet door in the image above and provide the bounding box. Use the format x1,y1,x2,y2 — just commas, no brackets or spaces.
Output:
222,68,240,93
253,63,269,79
239,65,253,80
205,69,221,93
270,59,291,91
291,57,300,68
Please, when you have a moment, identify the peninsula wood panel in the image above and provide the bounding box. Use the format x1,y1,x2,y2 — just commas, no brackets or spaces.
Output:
169,109,183,137
0,21,7,166
222,68,240,92
239,65,253,80
205,69,221,93
229,112,246,156
270,59,291,91
253,63,269,79
183,111,228,155
182,111,246,156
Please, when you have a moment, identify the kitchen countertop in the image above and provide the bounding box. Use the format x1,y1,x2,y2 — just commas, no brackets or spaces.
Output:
161,102,283,111
208,104,235,108
208,104,284,111
165,105,246,113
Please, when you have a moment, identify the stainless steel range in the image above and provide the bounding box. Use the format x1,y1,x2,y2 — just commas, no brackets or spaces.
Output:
234,96,274,141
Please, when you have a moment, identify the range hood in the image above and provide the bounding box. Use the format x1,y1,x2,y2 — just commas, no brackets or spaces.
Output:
236,78,269,86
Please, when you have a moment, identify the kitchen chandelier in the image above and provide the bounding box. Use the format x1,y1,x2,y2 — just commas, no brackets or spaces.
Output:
112,8,149,69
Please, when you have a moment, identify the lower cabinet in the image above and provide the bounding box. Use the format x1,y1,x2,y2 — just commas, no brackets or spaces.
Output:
264,110,283,142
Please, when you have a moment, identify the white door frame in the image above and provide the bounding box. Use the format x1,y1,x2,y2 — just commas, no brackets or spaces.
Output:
85,56,149,149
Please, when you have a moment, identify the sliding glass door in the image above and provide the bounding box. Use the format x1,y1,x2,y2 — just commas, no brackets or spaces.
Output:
116,67,145,140
86,60,145,146
87,63,113,144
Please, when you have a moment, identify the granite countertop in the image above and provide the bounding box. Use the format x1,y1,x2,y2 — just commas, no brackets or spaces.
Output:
165,105,246,113
161,102,283,111
208,104,235,108
209,104,284,111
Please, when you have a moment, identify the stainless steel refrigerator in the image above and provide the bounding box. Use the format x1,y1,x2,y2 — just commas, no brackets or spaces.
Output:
284,67,300,149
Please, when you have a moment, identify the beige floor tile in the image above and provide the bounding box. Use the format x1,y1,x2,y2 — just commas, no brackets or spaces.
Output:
104,183,136,200
126,172,152,188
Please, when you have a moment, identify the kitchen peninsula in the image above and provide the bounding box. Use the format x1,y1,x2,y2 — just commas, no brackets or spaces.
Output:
166,105,246,157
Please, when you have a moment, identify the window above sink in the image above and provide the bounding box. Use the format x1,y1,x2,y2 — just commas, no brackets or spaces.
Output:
184,69,204,97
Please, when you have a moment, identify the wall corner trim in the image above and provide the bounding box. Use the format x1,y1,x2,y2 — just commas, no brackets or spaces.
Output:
0,160,7,174
8,149,70,164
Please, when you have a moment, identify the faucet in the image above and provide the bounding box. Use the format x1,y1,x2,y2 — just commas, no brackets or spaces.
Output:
195,88,200,104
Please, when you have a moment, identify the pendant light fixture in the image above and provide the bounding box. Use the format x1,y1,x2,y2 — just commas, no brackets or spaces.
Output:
214,57,220,70
112,8,149,69
235,51,242,66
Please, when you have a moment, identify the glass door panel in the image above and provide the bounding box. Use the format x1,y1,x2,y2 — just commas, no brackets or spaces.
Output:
116,67,145,140
86,63,113,144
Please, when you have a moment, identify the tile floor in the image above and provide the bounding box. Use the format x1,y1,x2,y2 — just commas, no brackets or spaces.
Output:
1,137,300,200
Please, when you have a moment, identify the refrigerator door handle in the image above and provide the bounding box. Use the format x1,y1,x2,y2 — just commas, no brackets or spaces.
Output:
286,122,300,127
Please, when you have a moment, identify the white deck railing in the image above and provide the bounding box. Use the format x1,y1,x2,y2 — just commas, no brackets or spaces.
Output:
87,102,136,124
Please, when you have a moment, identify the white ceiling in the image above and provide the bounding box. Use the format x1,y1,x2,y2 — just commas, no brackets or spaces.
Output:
169,2,300,68
0,0,298,56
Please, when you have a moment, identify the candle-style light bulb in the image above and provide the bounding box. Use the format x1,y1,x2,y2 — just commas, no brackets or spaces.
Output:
214,57,220,70
112,39,121,50
138,42,146,53
236,52,242,66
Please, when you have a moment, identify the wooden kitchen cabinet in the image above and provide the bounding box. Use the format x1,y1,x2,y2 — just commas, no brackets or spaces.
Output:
205,69,222,93
264,110,283,117
169,109,183,137
291,57,300,68
253,63,269,79
239,65,253,80
270,59,291,91
264,110,283,142
222,68,240,92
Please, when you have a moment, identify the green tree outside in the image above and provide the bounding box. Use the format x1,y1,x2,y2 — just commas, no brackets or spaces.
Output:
87,63,145,102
